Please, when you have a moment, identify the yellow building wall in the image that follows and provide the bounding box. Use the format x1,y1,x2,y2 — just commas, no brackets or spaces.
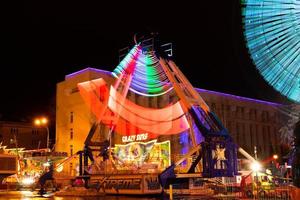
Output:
56,68,114,175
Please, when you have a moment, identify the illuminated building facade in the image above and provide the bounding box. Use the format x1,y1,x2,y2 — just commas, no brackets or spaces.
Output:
56,67,286,175
0,121,48,150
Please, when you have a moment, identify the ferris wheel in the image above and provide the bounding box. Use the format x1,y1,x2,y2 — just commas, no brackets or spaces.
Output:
242,0,300,102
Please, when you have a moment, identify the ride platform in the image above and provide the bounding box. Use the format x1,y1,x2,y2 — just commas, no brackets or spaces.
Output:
0,154,17,182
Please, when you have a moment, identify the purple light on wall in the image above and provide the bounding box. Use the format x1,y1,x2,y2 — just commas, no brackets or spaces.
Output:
65,67,283,107
65,67,112,80
179,131,189,166
195,88,282,107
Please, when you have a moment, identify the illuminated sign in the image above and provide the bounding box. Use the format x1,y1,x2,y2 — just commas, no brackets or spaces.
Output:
93,175,162,194
114,140,157,167
114,140,170,170
102,178,141,190
122,133,148,143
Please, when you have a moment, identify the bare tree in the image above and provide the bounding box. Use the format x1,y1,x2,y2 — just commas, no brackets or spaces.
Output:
292,120,300,187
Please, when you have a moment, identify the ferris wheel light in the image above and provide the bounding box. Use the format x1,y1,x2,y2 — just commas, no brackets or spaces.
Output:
242,0,300,102
112,44,173,97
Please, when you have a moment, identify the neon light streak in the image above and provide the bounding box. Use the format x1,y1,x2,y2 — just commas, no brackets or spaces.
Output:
112,72,173,97
108,86,190,135
112,45,173,97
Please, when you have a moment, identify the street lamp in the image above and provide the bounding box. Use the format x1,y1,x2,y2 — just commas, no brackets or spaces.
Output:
34,117,49,149
250,161,262,198
250,161,262,172
273,154,278,160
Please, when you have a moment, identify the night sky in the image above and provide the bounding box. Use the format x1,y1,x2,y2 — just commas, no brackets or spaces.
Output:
0,1,291,123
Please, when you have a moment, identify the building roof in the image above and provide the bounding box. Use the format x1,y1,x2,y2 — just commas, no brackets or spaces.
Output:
66,67,283,107
65,67,112,80
195,88,282,107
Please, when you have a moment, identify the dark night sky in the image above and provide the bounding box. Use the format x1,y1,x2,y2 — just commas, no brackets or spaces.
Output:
0,1,291,123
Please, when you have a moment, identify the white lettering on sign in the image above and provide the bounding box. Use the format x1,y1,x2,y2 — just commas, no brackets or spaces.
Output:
136,133,148,141
122,133,148,143
122,135,135,143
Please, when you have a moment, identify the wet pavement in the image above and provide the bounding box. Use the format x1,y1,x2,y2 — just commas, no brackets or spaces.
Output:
0,190,240,200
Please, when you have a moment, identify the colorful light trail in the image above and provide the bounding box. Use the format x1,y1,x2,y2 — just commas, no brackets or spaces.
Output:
112,45,173,97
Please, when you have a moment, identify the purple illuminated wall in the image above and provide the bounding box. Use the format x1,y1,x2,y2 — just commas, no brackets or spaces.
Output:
65,67,282,107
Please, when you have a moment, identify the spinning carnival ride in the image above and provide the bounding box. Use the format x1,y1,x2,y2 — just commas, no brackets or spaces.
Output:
76,38,241,191
242,0,300,102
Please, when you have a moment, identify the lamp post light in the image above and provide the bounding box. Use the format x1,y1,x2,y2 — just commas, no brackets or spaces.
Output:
252,146,260,198
250,161,261,198
273,154,278,160
250,162,262,172
34,117,49,149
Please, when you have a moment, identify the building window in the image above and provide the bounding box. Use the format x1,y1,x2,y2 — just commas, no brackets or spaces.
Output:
226,121,233,133
70,128,73,140
249,109,253,120
261,111,269,122
241,107,245,119
266,111,269,122
211,103,216,112
70,112,74,123
236,123,240,144
240,123,246,146
242,123,246,133
262,126,267,152
32,129,39,135
256,124,260,147
249,124,254,148
261,111,265,122
236,106,245,119
10,128,18,134
274,113,278,123
226,105,231,117
71,87,79,94
235,107,240,118
273,127,278,145
220,104,225,121
249,109,257,121
267,126,271,142
70,162,73,174
70,145,73,156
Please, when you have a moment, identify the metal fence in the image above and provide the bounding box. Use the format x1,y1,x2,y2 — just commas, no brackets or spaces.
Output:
212,183,292,199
